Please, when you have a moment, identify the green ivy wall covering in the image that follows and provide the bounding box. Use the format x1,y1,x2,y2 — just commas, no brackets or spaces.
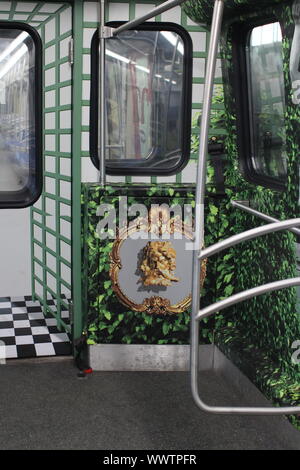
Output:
81,184,223,345
183,0,290,27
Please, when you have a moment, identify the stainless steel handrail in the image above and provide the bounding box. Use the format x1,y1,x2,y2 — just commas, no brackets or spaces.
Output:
199,218,300,260
193,279,300,415
232,200,300,237
191,0,300,415
197,277,300,320
113,0,187,35
99,0,106,187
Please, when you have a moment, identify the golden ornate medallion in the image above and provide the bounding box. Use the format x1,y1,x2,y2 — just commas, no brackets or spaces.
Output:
109,209,207,315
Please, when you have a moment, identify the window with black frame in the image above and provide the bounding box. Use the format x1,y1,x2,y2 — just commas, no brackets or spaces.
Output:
90,23,192,176
0,24,42,208
234,21,288,190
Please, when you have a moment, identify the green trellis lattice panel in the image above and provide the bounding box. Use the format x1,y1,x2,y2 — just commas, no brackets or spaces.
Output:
0,2,72,332
28,2,73,334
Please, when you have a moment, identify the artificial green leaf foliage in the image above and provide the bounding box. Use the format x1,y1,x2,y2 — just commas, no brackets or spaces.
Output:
80,0,300,430
81,184,221,348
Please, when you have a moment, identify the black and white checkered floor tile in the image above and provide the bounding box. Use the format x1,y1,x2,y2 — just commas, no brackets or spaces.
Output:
0,296,72,359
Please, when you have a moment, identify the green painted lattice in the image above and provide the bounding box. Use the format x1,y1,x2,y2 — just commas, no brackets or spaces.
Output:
28,2,73,334
0,1,73,333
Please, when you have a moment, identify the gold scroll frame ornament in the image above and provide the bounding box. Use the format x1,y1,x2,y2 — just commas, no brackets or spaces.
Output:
109,214,207,316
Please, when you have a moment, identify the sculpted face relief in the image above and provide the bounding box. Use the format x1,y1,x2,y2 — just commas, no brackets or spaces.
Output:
140,241,180,287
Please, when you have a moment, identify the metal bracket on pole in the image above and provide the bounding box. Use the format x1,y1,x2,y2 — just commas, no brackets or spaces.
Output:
99,26,116,39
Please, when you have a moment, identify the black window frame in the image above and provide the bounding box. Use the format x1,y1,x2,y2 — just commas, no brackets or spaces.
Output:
0,22,42,209
231,16,287,192
90,21,193,176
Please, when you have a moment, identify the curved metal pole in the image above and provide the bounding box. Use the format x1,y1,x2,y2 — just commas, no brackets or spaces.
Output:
190,0,225,413
199,218,300,260
190,0,300,416
232,200,300,237
193,277,300,414
99,0,106,187
197,277,300,320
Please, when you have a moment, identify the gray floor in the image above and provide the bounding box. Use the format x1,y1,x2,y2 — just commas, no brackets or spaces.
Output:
0,357,299,450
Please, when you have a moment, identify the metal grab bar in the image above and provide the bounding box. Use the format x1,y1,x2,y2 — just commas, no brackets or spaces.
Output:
99,0,106,187
232,200,300,237
112,0,187,36
193,278,300,415
196,277,300,321
199,218,300,260
191,0,300,416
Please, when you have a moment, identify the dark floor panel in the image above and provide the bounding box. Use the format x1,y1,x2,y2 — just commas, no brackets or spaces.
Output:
0,360,299,450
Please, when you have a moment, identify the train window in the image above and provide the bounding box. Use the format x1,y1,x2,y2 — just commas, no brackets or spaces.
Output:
90,22,192,176
0,24,42,209
233,21,287,190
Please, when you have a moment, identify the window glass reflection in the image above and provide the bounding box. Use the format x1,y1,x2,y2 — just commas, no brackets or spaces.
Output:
248,23,287,182
105,29,185,170
0,30,35,193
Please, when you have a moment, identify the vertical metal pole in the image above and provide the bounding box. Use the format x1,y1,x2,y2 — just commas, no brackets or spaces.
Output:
99,0,106,186
190,0,225,404
72,0,84,342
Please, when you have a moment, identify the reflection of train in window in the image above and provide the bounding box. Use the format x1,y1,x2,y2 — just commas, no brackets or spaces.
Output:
90,23,192,176
0,25,41,208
